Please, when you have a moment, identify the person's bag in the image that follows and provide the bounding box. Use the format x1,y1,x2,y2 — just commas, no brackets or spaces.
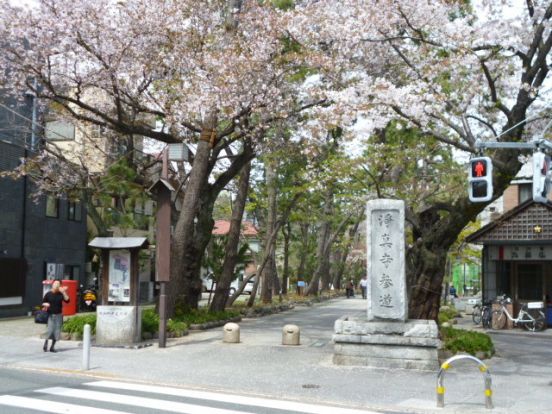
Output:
34,310,49,324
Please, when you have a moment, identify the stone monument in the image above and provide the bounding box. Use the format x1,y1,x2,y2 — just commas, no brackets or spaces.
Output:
333,199,440,370
89,237,148,346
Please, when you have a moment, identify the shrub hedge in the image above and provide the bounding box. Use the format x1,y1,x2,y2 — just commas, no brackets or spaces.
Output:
62,314,97,335
441,326,495,358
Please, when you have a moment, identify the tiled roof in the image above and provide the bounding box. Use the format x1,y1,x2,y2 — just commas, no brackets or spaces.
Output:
466,199,552,244
212,220,258,237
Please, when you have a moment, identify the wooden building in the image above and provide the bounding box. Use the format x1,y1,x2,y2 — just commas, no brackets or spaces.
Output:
466,199,552,313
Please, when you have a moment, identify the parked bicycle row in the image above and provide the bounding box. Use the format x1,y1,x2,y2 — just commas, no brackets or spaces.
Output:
472,295,546,332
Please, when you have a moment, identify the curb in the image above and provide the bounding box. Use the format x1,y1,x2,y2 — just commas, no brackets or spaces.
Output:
485,329,552,339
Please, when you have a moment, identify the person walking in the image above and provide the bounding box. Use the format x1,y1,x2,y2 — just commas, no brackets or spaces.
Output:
346,279,355,298
41,280,69,353
359,276,368,299
449,285,458,298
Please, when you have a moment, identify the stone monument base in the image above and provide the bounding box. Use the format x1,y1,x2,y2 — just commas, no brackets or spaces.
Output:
333,316,440,370
96,305,142,346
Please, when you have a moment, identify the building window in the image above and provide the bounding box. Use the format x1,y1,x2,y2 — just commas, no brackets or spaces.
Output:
68,201,82,221
63,265,80,280
519,183,532,204
46,195,59,218
45,119,75,141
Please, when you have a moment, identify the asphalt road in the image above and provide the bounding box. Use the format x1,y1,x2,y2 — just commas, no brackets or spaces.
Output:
1,299,552,413
0,367,383,414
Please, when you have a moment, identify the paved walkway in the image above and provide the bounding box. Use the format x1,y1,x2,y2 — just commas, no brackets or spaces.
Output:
0,298,551,413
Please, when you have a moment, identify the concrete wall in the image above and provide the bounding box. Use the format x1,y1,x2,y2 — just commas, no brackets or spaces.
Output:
503,186,519,212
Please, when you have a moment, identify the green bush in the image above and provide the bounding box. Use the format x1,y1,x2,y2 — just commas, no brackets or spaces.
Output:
141,308,159,334
61,309,190,337
167,319,188,336
62,314,96,335
441,327,495,358
175,308,240,325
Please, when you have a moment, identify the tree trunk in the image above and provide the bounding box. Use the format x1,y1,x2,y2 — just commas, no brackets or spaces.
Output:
306,187,333,295
246,272,260,307
331,249,343,289
260,157,278,303
406,205,478,320
281,221,291,295
210,161,251,312
167,113,217,315
246,192,303,306
271,256,280,298
333,212,363,289
295,223,309,289
407,241,449,320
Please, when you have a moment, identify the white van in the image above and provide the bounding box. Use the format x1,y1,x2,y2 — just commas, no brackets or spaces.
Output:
201,273,256,295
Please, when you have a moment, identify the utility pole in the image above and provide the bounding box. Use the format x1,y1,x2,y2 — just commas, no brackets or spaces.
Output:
149,149,174,348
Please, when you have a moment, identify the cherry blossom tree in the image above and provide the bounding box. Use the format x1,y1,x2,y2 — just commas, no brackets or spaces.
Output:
3,0,551,320
291,0,552,318
0,0,327,313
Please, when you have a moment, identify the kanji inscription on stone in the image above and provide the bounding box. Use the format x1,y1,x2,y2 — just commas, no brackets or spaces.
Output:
366,199,407,321
379,273,393,288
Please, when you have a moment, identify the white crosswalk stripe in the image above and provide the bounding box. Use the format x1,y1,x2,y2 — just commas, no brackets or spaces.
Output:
86,380,375,414
0,380,378,414
36,387,256,414
0,394,132,414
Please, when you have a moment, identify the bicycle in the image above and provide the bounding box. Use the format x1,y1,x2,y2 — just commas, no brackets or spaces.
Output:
491,295,546,332
472,301,492,328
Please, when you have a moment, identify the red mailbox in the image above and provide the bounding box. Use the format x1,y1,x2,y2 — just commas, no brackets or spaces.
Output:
42,279,78,316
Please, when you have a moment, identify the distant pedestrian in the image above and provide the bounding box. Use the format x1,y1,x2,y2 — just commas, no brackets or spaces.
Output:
449,285,458,299
41,280,69,353
346,279,355,298
359,276,368,299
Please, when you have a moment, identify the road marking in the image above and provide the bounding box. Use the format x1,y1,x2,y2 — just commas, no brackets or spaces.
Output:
36,387,257,414
0,395,132,414
86,380,375,414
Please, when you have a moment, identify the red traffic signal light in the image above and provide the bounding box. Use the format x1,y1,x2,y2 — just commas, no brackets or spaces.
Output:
468,157,493,202
470,158,489,179
471,160,487,178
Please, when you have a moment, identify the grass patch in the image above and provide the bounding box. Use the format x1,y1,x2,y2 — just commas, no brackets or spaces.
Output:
441,326,495,358
438,305,459,325
167,319,188,336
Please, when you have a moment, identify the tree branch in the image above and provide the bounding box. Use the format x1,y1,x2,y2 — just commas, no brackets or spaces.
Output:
466,115,498,137
479,58,512,119
390,105,473,152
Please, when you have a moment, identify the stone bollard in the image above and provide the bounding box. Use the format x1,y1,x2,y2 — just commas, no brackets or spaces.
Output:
223,322,240,343
282,324,300,345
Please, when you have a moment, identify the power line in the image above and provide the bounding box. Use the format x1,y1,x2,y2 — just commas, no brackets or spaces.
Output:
0,101,75,141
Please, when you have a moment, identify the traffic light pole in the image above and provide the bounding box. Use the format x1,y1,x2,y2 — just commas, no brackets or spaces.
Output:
474,138,552,151
468,114,552,203
473,137,552,203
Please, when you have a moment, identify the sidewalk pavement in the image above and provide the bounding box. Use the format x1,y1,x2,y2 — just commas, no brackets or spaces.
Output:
0,298,551,414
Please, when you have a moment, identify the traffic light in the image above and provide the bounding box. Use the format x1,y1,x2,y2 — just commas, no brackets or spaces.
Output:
468,157,493,202
532,151,551,202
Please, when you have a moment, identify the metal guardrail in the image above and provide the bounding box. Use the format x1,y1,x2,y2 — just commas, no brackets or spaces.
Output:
437,354,493,409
